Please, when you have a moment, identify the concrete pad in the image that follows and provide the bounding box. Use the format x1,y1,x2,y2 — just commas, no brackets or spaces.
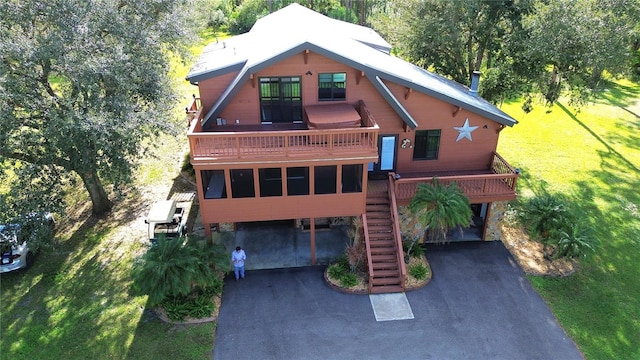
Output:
369,293,414,321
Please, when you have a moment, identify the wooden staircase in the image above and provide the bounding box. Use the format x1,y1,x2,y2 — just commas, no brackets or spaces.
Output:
365,193,404,293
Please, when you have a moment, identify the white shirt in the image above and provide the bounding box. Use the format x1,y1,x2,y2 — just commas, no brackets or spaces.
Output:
232,249,246,267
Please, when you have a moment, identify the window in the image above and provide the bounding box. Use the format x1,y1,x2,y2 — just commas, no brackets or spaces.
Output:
202,170,226,199
230,169,255,198
314,166,337,194
286,167,309,196
259,168,282,197
259,77,302,123
318,72,346,101
341,164,363,193
413,130,441,160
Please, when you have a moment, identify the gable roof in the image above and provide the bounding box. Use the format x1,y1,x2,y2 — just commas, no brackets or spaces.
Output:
186,3,518,129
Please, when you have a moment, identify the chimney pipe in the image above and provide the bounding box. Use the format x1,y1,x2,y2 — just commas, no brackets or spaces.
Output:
470,71,481,96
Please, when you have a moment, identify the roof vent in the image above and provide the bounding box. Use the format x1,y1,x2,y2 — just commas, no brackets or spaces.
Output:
470,71,481,96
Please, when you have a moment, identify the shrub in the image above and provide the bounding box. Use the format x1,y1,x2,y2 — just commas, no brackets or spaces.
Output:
409,264,429,280
131,235,229,306
327,263,347,280
554,222,599,259
517,193,600,260
403,239,425,259
518,194,572,242
338,272,358,288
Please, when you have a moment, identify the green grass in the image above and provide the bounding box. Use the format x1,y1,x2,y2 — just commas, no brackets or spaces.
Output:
0,28,223,359
0,130,215,360
498,78,640,360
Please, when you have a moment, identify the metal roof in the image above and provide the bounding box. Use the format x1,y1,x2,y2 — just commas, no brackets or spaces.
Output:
186,3,518,129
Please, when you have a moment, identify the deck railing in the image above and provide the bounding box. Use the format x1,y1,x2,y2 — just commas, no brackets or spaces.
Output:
393,153,518,203
188,100,379,160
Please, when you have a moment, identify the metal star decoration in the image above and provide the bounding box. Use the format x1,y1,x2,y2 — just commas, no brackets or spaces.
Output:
454,118,479,142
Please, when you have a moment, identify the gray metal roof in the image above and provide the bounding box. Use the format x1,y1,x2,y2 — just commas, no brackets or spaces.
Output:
186,3,518,129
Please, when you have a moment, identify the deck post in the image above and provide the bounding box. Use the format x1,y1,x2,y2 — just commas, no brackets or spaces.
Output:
310,218,316,265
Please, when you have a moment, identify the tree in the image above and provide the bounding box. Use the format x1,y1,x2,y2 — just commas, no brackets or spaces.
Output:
0,0,194,215
521,0,635,107
373,0,531,86
408,179,472,244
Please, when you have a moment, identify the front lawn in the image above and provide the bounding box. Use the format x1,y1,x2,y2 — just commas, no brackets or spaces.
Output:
497,78,640,360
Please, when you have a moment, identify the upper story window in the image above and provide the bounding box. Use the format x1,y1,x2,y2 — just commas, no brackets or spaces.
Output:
318,72,346,101
413,130,441,160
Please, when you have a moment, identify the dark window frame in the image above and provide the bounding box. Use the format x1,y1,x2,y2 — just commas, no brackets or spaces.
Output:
259,76,302,123
318,72,346,101
413,130,441,160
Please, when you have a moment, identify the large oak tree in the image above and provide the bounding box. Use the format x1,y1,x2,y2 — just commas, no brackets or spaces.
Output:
0,0,194,215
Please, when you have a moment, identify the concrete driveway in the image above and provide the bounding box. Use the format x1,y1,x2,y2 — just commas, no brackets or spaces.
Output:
213,241,583,360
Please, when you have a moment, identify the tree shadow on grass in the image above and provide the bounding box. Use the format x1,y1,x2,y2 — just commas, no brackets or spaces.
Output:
556,102,639,172
518,104,640,358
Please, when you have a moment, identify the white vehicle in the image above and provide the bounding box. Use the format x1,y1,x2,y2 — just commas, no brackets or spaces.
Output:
145,200,187,243
0,213,55,273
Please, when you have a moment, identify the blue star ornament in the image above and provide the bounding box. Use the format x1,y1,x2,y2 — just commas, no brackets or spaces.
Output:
454,118,479,142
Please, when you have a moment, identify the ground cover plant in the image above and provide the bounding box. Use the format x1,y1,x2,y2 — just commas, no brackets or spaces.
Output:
497,78,640,360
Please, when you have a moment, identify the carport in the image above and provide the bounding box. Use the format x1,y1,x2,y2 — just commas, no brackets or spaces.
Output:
214,220,350,270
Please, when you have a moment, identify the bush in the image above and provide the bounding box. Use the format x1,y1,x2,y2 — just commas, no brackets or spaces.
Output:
409,264,429,280
518,194,572,242
554,222,599,259
338,272,358,288
403,239,424,259
327,263,347,280
517,193,600,260
161,293,216,321
131,235,229,306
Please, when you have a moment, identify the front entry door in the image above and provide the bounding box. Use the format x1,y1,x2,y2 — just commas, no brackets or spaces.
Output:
368,135,397,177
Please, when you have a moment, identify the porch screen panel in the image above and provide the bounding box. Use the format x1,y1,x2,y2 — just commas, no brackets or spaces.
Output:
341,164,363,193
314,165,337,194
202,170,227,199
259,168,282,197
230,169,255,198
286,167,309,196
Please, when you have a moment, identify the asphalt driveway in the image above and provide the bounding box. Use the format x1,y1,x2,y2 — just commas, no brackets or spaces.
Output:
214,241,583,360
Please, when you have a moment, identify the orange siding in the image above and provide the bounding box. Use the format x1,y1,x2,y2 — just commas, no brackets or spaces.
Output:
383,81,501,173
198,71,239,115
199,193,365,224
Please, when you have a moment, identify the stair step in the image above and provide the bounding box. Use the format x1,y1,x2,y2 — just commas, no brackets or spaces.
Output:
369,233,394,240
373,269,400,277
370,248,395,256
366,198,389,206
372,265,398,273
369,238,394,245
370,285,404,294
368,225,392,232
371,254,397,262
367,218,392,226
366,204,390,212
372,276,402,285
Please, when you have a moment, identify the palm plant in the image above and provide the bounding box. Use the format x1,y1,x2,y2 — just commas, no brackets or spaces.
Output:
553,222,599,259
131,235,229,306
408,179,472,244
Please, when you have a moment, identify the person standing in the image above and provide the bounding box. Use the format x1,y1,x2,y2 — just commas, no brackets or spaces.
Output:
231,246,246,280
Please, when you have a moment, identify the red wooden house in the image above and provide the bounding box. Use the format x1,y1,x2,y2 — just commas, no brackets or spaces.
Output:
186,4,518,293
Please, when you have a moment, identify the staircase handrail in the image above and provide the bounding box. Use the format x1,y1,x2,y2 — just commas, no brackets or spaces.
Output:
361,213,374,293
388,173,406,291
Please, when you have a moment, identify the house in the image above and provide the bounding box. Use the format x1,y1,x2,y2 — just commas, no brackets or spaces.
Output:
185,4,518,293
